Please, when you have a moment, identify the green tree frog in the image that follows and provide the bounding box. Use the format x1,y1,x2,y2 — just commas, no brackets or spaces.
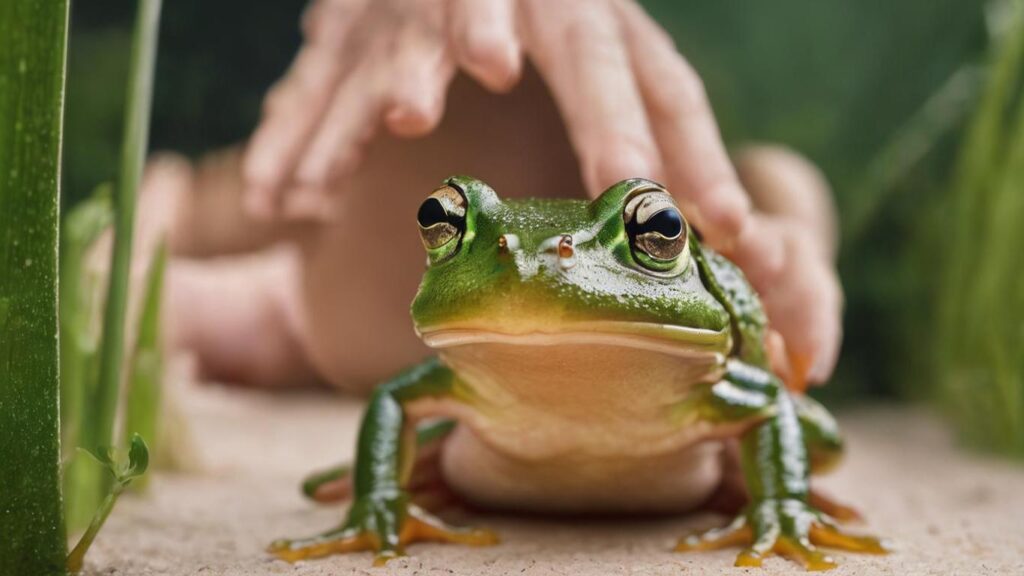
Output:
270,176,887,570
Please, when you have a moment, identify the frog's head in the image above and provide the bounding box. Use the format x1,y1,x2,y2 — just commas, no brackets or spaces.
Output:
411,175,732,357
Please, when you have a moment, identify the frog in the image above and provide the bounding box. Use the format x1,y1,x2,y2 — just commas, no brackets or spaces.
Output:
269,175,887,570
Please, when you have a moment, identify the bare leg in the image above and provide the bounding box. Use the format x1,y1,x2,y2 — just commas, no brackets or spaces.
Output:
167,248,319,387
134,155,320,387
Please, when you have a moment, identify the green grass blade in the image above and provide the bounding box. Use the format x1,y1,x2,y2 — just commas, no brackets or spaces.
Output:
937,4,1024,457
123,240,167,489
0,1,71,574
60,187,116,531
60,186,112,461
80,0,163,507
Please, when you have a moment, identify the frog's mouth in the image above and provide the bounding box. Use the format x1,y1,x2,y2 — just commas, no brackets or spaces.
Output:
417,321,731,360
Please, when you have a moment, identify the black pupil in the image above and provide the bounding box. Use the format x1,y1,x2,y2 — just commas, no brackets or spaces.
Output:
417,198,449,228
630,208,683,238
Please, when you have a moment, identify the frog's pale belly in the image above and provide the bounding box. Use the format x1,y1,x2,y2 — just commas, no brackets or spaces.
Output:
411,331,738,513
439,425,725,513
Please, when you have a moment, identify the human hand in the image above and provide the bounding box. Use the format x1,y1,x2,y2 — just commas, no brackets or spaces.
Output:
733,146,843,387
243,0,840,383
243,0,749,244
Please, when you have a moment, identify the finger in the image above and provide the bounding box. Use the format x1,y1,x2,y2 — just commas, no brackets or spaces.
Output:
293,60,386,189
805,263,843,384
384,16,457,137
616,1,751,249
729,216,786,290
750,227,843,385
734,144,838,260
282,185,340,221
520,0,662,196
243,46,347,216
302,0,370,51
448,0,522,92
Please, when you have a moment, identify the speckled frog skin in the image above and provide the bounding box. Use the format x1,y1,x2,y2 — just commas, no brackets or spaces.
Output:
270,176,887,570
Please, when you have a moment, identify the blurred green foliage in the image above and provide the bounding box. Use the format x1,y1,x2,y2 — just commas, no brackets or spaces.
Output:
644,0,988,401
64,0,301,206
64,1,992,405
937,8,1024,456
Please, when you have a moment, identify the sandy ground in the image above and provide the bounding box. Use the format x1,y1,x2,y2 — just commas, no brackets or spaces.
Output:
84,381,1024,576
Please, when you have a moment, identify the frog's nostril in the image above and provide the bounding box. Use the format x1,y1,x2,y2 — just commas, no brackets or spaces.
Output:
557,235,574,259
538,234,576,269
557,235,575,269
498,234,520,253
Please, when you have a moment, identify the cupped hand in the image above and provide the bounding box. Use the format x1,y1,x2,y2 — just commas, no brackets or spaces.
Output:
243,0,749,245
243,0,841,383
732,146,843,387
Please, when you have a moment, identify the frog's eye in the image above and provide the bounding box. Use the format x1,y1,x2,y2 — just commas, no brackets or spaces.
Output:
417,185,467,259
624,190,688,272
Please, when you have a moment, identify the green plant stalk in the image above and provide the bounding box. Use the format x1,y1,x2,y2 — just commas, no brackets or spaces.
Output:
60,188,113,532
66,434,149,573
0,0,70,574
64,487,120,574
78,0,163,511
123,241,167,490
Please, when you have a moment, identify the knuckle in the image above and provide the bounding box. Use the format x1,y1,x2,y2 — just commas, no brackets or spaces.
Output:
655,61,710,119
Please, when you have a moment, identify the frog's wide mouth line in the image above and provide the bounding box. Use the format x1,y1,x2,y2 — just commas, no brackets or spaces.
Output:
418,321,731,359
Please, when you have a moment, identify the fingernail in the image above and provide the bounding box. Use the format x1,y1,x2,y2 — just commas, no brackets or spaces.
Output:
808,340,839,384
385,105,436,137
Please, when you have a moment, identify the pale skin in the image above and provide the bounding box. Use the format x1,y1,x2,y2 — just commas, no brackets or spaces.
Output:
148,0,842,392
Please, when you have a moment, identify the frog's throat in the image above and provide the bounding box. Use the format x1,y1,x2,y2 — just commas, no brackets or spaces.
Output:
417,321,731,360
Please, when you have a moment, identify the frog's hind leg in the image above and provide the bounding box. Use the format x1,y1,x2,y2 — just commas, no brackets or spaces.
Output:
270,361,497,565
677,361,888,570
795,394,863,523
302,420,459,512
703,396,863,524
704,444,862,524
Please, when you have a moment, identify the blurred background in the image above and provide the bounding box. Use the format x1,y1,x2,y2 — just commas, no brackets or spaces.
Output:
63,0,1022,456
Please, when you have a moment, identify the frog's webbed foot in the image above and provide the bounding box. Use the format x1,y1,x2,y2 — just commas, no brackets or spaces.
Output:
269,499,497,566
675,498,888,571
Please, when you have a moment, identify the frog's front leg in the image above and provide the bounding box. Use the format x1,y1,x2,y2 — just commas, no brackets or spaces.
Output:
676,361,888,570
300,419,457,506
269,358,497,565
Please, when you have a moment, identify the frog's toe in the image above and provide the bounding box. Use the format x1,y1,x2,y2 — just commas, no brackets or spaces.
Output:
770,536,837,571
674,516,751,552
676,516,836,570
810,490,864,523
676,498,887,571
270,504,497,565
810,521,890,554
268,527,376,563
400,503,500,548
